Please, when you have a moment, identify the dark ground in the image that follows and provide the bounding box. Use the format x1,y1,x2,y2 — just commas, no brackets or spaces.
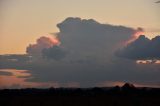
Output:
0,83,160,106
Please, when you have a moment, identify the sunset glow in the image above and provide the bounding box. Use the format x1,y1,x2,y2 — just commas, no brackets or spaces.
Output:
0,0,159,89
0,1,160,105
0,69,59,89
47,35,60,46
136,60,160,64
125,30,145,45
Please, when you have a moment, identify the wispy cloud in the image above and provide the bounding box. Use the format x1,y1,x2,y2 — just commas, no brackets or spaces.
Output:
155,1,160,3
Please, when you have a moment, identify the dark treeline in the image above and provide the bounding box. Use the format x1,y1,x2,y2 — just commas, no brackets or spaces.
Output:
0,83,160,106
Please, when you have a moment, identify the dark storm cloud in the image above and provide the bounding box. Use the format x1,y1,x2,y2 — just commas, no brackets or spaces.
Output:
42,46,66,60
56,17,142,62
57,17,137,51
0,17,160,88
116,35,160,60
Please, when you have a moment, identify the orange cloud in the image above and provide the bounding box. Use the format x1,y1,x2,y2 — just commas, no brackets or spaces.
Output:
125,28,144,45
26,35,60,55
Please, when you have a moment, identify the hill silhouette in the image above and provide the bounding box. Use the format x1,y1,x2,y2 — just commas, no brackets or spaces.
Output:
0,83,160,106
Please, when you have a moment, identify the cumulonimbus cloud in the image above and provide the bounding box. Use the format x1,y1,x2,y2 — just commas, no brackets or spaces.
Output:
57,17,142,61
1,17,160,88
116,35,160,60
27,17,142,61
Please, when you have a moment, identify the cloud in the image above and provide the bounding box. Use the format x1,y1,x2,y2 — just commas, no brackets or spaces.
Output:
42,46,66,60
125,27,144,44
28,17,142,61
116,35,160,60
155,1,160,3
0,71,13,76
26,36,60,56
0,54,31,62
1,17,160,88
57,17,141,61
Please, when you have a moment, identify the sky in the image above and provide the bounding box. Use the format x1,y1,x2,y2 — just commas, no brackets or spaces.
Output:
0,0,160,89
0,0,160,54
